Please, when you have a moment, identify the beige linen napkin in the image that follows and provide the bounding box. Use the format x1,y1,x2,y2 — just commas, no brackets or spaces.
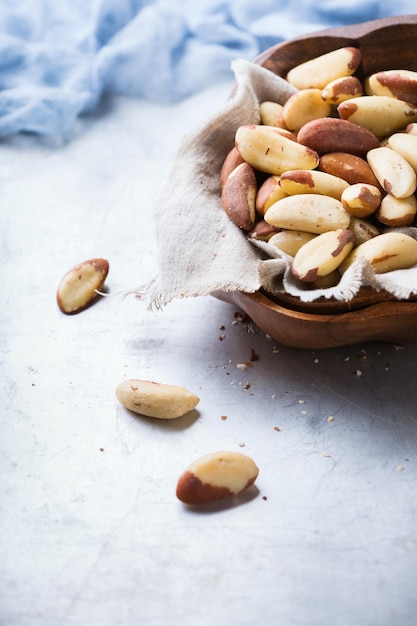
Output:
147,58,417,309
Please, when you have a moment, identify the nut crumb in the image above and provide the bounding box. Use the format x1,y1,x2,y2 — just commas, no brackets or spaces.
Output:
327,415,335,422
221,415,228,421
236,363,247,370
274,426,280,432
271,394,277,399
321,451,331,458
238,442,246,447
355,369,362,377
397,464,405,472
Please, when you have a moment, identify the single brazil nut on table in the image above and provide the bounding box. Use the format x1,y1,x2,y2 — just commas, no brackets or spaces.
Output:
176,450,259,505
115,379,200,419
56,258,109,314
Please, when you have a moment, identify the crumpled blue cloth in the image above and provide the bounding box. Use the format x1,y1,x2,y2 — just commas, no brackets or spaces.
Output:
0,0,415,136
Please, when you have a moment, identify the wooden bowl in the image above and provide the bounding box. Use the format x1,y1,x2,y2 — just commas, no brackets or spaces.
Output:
218,15,417,349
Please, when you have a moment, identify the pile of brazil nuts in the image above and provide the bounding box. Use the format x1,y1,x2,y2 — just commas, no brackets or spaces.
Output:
220,46,417,289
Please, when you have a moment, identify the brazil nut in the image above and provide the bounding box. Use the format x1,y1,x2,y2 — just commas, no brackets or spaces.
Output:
292,228,354,282
264,194,350,234
340,232,417,274
235,124,319,175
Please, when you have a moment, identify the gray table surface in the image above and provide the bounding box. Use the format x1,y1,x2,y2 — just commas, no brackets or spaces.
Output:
1,80,416,626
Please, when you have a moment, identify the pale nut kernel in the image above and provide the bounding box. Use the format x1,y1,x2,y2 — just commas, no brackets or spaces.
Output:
221,161,257,230
268,230,317,256
364,69,417,106
115,379,200,419
56,258,109,314
340,183,382,218
292,228,354,282
348,216,380,246
280,88,332,132
311,270,341,289
376,193,417,227
280,169,349,199
337,95,417,138
259,101,285,127
255,175,288,215
339,232,417,274
321,75,363,104
176,450,259,505
235,124,319,175
318,152,382,189
286,46,361,90
387,132,417,173
367,146,417,199
264,194,350,234
297,117,379,156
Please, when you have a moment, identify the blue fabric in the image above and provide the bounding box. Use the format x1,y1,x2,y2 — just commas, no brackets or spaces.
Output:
0,0,415,136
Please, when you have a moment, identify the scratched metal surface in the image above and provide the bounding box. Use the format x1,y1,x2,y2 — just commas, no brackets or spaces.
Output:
1,81,417,626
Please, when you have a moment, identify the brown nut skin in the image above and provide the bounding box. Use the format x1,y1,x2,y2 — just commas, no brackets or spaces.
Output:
321,76,363,105
56,258,109,314
364,70,417,107
248,220,282,241
318,152,383,190
221,162,257,230
255,175,287,215
341,183,382,218
220,146,245,189
176,451,259,505
297,118,379,156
